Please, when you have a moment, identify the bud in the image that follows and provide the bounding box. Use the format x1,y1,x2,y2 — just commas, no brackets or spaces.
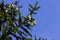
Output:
5,10,8,12
15,8,18,11
12,4,14,7
31,20,36,26
28,15,31,20
33,20,36,25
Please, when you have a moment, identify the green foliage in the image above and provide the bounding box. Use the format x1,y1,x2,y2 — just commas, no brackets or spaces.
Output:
0,0,46,40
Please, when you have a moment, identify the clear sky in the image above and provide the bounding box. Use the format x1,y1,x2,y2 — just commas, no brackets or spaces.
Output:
3,0,60,40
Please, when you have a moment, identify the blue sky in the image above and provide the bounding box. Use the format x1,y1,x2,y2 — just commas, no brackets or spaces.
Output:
3,0,60,40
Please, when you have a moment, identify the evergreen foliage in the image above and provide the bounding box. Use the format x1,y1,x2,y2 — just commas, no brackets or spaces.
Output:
0,0,46,40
